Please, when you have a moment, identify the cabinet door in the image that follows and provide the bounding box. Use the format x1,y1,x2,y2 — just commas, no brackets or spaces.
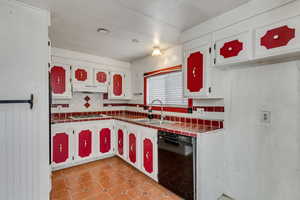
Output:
99,128,112,153
109,72,125,99
215,31,252,66
255,16,300,59
75,128,93,161
72,66,93,86
94,69,109,87
141,129,158,181
184,43,211,97
129,133,137,164
50,64,72,99
51,126,73,168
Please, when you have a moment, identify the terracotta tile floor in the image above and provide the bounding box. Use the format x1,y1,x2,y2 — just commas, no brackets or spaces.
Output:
51,156,183,200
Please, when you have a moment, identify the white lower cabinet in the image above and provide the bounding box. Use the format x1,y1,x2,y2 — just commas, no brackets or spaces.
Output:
51,124,74,168
94,121,114,157
51,120,158,181
140,127,158,181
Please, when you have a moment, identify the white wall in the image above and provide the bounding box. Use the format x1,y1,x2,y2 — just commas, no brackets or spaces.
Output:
0,1,50,199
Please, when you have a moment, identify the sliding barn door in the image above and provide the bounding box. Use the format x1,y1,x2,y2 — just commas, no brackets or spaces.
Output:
0,1,50,200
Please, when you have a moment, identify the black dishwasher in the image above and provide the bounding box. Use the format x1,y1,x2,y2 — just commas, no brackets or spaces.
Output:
158,131,197,200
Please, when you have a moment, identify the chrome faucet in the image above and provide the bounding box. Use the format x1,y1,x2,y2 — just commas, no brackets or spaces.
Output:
149,98,164,124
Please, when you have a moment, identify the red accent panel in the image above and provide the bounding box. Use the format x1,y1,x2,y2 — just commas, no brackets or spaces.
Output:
113,74,123,96
261,25,295,49
75,69,88,81
100,128,111,153
51,66,66,94
117,129,124,155
220,40,243,58
78,130,92,158
129,133,136,163
53,133,69,164
143,138,153,173
187,52,203,92
96,72,107,83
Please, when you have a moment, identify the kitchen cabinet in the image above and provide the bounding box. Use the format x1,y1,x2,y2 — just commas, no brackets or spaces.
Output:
51,125,73,168
115,122,128,160
50,64,72,99
183,35,212,98
141,128,158,180
125,124,141,169
74,125,94,162
254,15,300,59
72,66,93,86
94,121,114,156
109,72,126,99
214,31,252,66
94,69,109,87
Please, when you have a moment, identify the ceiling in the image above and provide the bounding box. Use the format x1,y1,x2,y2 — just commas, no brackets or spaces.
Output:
18,0,250,62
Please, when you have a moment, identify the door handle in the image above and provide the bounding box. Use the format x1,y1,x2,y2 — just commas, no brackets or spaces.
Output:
59,144,63,153
104,137,107,144
118,139,121,145
146,152,150,160
84,140,87,147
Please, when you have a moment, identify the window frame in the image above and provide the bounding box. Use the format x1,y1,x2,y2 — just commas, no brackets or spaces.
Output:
143,65,193,113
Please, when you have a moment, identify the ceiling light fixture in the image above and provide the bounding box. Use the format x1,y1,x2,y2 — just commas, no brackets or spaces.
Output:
152,46,162,56
97,28,110,34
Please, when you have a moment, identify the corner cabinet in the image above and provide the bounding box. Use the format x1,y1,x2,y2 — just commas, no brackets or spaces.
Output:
254,15,300,59
94,121,114,156
50,64,72,99
183,36,212,98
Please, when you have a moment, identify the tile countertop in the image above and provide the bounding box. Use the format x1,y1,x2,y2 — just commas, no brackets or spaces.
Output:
51,113,223,137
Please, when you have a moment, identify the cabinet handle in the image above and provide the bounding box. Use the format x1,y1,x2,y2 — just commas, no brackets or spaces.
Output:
118,139,121,145
84,140,87,147
57,77,61,84
130,144,133,152
146,152,150,160
192,67,196,77
59,144,63,153
273,34,280,40
104,137,107,144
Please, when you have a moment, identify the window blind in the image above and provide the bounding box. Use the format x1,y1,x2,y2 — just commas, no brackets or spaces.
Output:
147,71,187,106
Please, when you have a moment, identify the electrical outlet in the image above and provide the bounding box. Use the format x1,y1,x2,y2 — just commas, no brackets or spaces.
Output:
261,110,271,124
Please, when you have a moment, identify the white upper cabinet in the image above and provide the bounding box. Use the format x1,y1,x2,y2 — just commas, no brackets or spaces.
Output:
254,15,300,59
183,35,212,98
94,68,109,87
108,71,126,99
72,66,93,86
214,31,252,66
50,63,72,99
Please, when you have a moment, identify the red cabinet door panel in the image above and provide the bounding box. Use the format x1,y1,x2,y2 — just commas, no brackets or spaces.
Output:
96,72,107,83
53,133,69,164
220,40,244,58
118,129,124,155
78,130,92,158
143,138,153,173
51,66,66,94
187,52,203,93
129,133,136,163
75,69,88,81
100,128,111,153
261,25,295,49
113,74,123,96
